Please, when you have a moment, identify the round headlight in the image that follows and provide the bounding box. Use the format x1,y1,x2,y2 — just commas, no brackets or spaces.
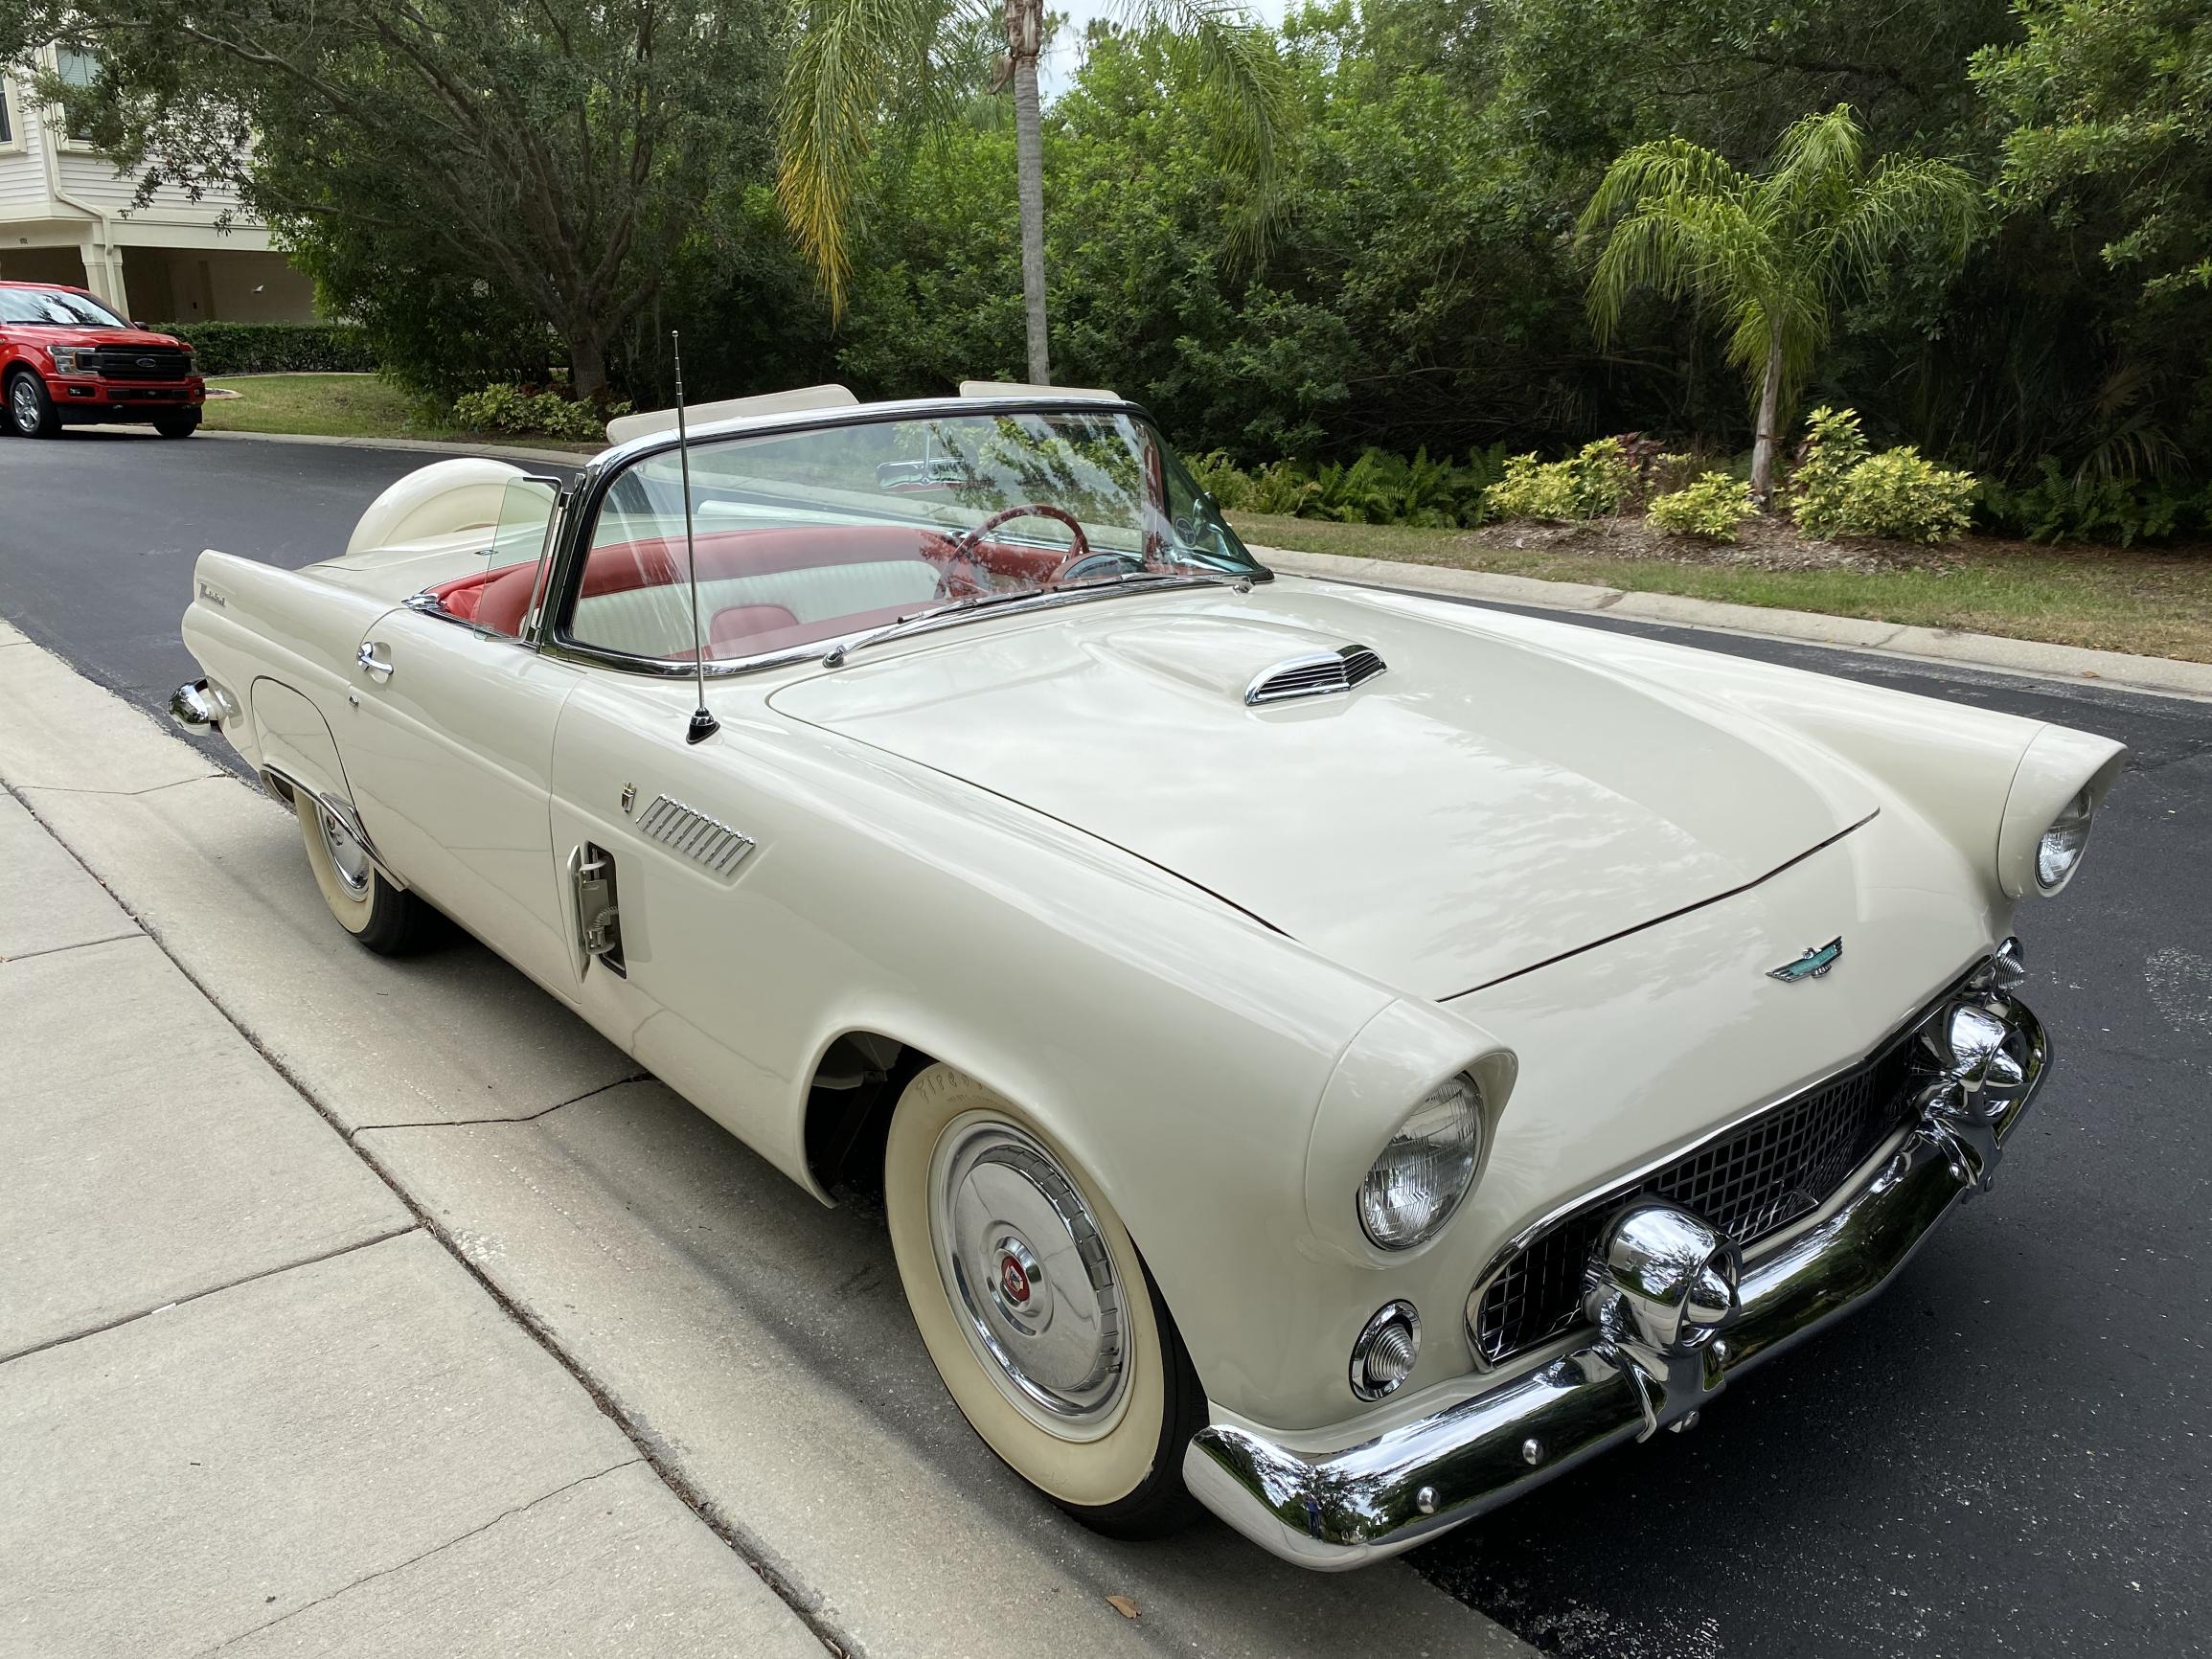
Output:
2035,788,2094,891
1357,1074,1483,1250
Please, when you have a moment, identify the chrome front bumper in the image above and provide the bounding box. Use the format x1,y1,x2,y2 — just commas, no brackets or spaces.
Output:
1186,981,2048,1569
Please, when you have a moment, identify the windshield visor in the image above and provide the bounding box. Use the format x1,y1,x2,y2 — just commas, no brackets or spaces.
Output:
558,407,1265,664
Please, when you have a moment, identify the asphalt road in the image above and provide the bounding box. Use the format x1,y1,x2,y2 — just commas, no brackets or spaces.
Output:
4,426,2206,1658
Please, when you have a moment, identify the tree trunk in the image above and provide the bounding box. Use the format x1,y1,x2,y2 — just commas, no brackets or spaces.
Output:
1749,315,1784,508
570,331,608,404
1007,0,1050,385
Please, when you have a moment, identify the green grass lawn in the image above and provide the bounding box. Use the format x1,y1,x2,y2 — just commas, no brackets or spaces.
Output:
200,374,596,450
1229,511,2212,665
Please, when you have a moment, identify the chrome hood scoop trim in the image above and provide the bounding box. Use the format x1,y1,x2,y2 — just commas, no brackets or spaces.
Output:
770,589,1881,998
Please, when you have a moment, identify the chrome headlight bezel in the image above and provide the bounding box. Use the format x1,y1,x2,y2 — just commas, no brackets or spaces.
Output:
49,345,100,375
1357,1073,1485,1252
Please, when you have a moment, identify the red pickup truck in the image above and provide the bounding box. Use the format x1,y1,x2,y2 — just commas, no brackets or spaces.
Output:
2,280,206,440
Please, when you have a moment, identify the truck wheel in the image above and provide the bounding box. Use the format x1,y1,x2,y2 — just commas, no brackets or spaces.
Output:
153,412,200,439
7,371,59,438
884,1063,1206,1537
295,789,436,955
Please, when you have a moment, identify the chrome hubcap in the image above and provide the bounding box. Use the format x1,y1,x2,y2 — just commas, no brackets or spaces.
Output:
11,378,37,431
317,804,374,898
930,1117,1129,1435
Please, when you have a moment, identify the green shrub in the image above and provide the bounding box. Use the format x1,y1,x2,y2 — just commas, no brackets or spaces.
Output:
156,321,378,375
1790,406,1870,538
1484,438,1633,522
1791,407,1976,543
1980,460,2200,546
1834,447,1978,543
449,383,630,441
1194,444,1509,527
1647,471,1756,540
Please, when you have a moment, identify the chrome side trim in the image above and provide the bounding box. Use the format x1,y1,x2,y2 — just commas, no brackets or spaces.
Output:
1185,990,2047,1570
634,794,755,876
1194,995,2052,1575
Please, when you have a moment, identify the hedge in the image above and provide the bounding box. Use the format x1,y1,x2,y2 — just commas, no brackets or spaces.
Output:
153,321,378,376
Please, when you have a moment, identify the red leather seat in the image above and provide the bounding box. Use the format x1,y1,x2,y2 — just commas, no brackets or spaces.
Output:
470,562,541,637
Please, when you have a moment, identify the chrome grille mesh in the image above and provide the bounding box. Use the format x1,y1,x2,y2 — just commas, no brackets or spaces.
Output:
635,794,754,876
1472,1028,1923,1367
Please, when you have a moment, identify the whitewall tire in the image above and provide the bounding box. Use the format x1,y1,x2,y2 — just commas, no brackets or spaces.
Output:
884,1063,1204,1534
294,789,434,955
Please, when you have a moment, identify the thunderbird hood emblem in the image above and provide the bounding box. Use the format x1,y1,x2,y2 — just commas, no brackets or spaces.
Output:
1768,938,1843,982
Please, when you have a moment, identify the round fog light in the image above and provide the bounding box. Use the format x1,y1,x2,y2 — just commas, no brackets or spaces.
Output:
1350,1301,1422,1401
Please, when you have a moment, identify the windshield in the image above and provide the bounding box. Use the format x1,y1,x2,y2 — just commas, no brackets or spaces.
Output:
559,406,1265,663
0,287,128,328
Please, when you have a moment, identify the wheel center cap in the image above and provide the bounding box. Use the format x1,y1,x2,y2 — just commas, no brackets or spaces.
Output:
987,1233,1049,1333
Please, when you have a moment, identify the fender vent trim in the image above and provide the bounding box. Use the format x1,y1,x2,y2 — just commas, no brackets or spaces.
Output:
636,794,755,876
1244,644,1386,706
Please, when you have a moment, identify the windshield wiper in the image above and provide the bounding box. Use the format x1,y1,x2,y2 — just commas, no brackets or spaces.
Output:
818,571,1252,670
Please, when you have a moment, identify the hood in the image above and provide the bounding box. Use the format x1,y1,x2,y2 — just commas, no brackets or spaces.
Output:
16,325,189,352
769,585,1881,998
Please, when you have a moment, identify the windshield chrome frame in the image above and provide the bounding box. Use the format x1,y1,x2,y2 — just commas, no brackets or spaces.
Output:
527,395,1272,678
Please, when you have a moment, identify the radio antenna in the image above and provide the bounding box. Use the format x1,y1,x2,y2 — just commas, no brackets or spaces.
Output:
673,330,718,744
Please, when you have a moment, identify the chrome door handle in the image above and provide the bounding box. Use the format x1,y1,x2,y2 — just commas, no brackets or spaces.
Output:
356,642,395,682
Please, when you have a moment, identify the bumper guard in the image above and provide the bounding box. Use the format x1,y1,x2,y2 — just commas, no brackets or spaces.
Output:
1186,964,2048,1569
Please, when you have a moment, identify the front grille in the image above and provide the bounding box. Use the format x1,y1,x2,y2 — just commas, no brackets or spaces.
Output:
92,346,193,380
1471,1022,1926,1367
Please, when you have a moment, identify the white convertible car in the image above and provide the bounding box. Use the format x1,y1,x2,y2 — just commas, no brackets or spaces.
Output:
173,384,2124,1568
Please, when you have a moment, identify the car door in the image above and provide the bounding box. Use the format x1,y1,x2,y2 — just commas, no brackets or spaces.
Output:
341,478,584,989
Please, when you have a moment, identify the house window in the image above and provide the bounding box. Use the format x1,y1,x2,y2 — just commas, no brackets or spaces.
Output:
55,47,99,143
0,73,16,147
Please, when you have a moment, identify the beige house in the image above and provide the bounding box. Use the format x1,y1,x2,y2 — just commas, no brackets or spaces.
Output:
0,55,317,325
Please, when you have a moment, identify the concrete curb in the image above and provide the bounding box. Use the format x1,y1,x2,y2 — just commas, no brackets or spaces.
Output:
1252,543,2212,702
198,427,592,467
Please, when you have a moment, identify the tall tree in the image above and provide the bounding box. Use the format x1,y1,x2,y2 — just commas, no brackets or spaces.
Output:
1972,0,2212,478
1580,104,1982,502
0,0,781,399
777,0,1287,385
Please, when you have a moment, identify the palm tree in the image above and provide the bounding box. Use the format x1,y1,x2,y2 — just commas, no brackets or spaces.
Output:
777,0,1285,386
1580,104,1981,505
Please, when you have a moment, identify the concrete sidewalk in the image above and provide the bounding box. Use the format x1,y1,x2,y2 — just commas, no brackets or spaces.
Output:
0,679,829,1655
0,619,1530,1656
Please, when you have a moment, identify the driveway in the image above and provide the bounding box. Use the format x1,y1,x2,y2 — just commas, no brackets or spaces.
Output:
3,425,2205,1656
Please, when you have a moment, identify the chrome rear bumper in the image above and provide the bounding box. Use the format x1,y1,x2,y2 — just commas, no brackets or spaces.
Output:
169,678,236,730
1186,983,2047,1569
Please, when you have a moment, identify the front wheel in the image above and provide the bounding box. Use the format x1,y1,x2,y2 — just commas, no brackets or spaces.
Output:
294,788,436,955
152,411,200,439
884,1064,1205,1537
7,371,59,438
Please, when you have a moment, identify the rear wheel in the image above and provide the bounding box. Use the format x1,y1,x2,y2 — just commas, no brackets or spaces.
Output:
884,1063,1205,1536
294,789,436,955
7,371,58,438
152,411,200,439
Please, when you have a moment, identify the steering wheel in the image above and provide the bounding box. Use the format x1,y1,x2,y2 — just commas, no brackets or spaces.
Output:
945,504,1093,586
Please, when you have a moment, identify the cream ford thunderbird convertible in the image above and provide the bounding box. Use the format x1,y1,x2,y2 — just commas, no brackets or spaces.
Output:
173,385,2124,1567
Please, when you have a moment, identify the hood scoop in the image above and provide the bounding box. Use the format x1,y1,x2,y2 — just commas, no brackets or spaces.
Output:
1245,644,1387,706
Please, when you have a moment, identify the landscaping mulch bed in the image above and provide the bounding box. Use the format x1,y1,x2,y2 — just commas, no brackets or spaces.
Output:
1460,512,1957,574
